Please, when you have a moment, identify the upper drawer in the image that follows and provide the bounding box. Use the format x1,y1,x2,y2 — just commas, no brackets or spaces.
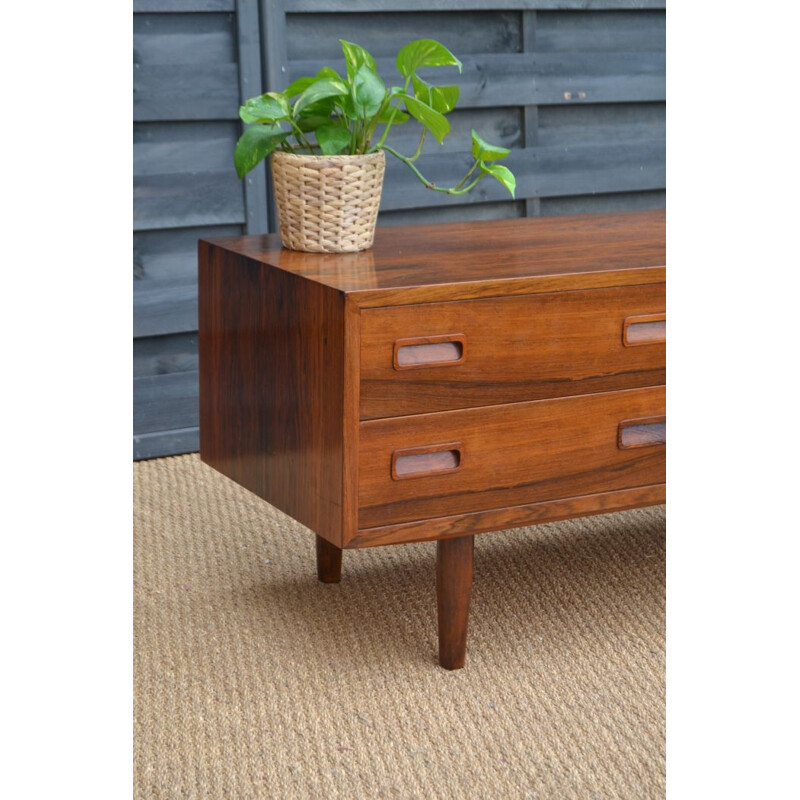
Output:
359,284,665,420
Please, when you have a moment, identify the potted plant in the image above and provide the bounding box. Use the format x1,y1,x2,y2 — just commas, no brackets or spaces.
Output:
234,39,516,253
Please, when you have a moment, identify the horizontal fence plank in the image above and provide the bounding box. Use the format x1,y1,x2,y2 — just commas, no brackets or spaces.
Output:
134,275,198,337
379,138,664,210
285,2,666,11
134,63,239,121
290,51,665,108
134,121,239,175
135,333,199,377
134,427,199,461
134,1,233,12
134,12,235,65
133,171,244,230
286,10,521,60
537,101,664,147
134,371,199,434
540,188,665,216
134,224,240,337
379,200,525,227
535,9,665,52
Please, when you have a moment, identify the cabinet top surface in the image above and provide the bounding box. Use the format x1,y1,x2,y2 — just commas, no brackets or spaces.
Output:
203,210,665,306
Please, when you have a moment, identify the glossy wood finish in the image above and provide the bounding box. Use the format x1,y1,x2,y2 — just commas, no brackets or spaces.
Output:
199,211,666,669
359,386,665,529
210,210,666,308
198,240,349,548
361,284,665,419
348,484,666,549
316,535,342,584
437,535,474,670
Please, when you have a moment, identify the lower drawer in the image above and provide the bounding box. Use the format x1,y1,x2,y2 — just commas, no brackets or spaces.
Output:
358,386,665,528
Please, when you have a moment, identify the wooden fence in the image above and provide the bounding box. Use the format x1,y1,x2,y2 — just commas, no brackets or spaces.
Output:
133,0,665,459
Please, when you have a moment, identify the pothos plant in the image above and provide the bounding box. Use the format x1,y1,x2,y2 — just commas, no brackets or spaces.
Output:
234,38,516,199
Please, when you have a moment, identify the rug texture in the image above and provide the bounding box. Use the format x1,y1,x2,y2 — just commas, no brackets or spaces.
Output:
134,454,665,799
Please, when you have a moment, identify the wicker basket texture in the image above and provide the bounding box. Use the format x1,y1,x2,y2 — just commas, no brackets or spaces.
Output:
271,150,386,253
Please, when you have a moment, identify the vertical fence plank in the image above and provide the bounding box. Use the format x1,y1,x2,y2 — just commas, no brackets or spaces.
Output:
522,10,541,217
236,0,270,233
259,0,289,231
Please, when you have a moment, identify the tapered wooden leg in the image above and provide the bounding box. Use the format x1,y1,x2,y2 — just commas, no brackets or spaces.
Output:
316,535,342,583
436,535,474,670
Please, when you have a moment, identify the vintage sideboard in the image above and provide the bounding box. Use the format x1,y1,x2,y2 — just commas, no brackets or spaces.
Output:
198,210,666,669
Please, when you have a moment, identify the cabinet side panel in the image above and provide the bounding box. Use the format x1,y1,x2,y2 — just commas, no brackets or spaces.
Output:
199,241,345,546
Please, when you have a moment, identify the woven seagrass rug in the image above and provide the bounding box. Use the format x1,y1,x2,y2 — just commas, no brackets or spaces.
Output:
134,454,665,799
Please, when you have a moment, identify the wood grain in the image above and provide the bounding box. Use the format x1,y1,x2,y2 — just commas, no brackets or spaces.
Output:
209,210,666,308
437,535,474,670
198,240,347,548
361,284,665,418
316,534,342,583
358,386,665,529
346,484,666,548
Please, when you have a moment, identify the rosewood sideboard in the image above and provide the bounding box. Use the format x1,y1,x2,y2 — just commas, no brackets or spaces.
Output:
198,210,666,669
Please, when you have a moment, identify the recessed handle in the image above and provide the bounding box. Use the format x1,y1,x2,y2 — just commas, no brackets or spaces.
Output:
393,334,466,370
623,313,666,346
618,416,666,449
392,442,463,480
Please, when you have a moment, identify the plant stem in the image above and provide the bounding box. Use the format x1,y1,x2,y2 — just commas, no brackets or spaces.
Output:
453,156,480,190
374,76,412,149
380,145,487,195
408,129,426,162
289,121,315,153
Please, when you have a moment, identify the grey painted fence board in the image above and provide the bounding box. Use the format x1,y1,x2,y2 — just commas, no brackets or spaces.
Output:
237,0,270,233
541,188,664,216
135,333,199,377
380,200,525,227
285,2,665,11
379,138,664,209
134,277,199,338
133,12,236,65
134,427,200,461
286,10,522,59
133,171,244,230
134,371,199,433
290,52,665,108
134,63,239,121
134,121,239,175
535,10,666,52
134,1,234,11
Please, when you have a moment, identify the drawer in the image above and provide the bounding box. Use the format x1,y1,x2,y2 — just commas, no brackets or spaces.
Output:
358,386,665,529
360,285,665,419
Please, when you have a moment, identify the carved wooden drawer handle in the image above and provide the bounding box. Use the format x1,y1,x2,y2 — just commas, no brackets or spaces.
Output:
623,313,666,346
393,334,466,370
618,416,666,449
392,442,463,480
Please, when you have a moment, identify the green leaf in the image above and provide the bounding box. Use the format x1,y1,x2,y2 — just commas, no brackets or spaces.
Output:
315,66,344,82
412,76,459,114
479,161,516,198
375,104,409,124
239,92,290,124
396,39,462,79
340,40,377,82
234,125,288,178
397,93,450,143
284,76,315,98
471,129,511,161
315,123,351,155
350,65,386,119
293,77,348,119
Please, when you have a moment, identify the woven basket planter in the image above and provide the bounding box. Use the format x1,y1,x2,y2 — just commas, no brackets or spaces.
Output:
270,150,386,253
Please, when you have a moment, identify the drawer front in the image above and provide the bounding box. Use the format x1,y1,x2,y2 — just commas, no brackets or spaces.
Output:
360,285,665,419
358,386,665,529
